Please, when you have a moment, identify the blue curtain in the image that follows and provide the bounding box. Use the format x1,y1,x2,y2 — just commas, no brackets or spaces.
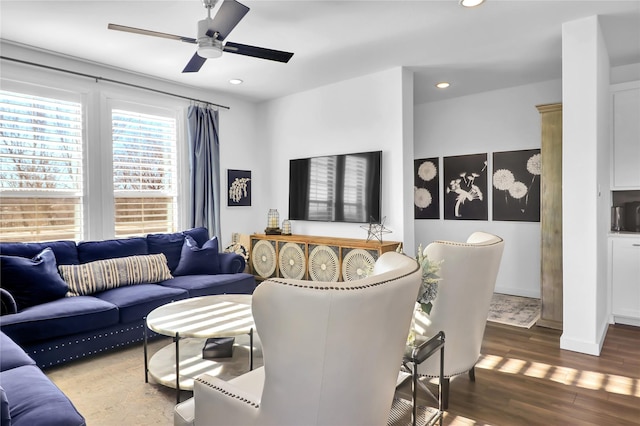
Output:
187,105,221,243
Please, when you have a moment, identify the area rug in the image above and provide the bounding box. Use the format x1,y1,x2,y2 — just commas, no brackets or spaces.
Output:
487,293,541,328
46,334,263,425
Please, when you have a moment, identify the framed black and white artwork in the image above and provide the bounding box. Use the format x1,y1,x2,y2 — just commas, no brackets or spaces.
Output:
414,157,440,219
443,153,488,220
492,149,541,222
227,169,251,207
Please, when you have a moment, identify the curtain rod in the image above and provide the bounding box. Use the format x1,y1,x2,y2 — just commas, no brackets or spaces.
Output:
0,56,230,110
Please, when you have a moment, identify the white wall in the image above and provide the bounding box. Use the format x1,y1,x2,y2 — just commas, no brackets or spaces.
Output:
218,101,265,245
257,67,411,244
414,80,562,298
560,16,611,356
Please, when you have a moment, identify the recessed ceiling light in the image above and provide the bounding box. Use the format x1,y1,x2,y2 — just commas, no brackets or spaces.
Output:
459,0,485,7
229,79,243,85
435,82,451,89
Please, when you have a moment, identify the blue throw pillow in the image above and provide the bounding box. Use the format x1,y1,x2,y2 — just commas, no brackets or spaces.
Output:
173,235,220,276
183,227,210,247
0,248,69,311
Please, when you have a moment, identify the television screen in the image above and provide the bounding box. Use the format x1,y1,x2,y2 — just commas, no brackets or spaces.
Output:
289,150,382,223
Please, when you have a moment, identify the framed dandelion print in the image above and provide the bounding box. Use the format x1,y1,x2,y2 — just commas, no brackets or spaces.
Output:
227,169,251,207
443,153,488,220
414,157,440,219
492,149,541,222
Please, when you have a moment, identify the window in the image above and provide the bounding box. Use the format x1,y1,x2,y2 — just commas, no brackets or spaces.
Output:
112,108,177,237
0,90,83,242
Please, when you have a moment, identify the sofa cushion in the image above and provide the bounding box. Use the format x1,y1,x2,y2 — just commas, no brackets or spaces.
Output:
0,248,69,311
1,364,85,426
0,332,36,372
147,231,185,273
77,237,148,263
159,273,256,298
59,254,173,296
0,297,119,346
174,236,220,276
93,284,188,323
0,241,79,265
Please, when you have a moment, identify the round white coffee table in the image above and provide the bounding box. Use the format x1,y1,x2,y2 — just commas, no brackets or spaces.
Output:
144,294,255,402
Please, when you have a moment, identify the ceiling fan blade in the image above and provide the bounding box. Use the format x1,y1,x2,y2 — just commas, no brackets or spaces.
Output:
211,0,250,41
183,53,207,73
108,23,196,44
224,42,293,63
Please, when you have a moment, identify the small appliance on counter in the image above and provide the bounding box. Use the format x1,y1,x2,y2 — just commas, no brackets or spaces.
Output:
611,206,625,231
624,201,640,232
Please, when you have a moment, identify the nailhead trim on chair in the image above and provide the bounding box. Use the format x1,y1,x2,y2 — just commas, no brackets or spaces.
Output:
433,237,503,247
196,377,260,408
265,263,420,290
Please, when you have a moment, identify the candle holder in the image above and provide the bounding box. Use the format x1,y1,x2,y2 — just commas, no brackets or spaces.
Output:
265,209,282,235
282,219,291,235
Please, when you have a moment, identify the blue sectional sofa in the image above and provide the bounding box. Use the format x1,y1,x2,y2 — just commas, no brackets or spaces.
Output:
0,227,257,369
1,331,85,426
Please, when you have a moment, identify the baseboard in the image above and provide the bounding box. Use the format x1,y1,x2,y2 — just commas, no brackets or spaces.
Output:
493,286,540,299
560,336,601,356
612,316,640,327
559,320,609,356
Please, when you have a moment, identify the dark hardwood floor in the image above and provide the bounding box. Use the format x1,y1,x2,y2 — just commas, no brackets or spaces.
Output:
398,322,640,425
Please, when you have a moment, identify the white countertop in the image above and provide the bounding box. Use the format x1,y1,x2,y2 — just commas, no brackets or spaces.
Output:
609,232,640,239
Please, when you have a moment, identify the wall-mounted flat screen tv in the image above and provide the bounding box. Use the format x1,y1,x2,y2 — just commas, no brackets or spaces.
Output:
289,150,382,223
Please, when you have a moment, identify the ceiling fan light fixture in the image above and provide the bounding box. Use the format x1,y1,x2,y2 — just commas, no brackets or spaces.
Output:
197,35,223,58
198,44,223,58
459,0,485,7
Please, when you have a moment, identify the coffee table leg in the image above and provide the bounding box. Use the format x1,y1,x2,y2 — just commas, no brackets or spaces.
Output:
249,328,254,371
143,319,149,383
175,332,181,404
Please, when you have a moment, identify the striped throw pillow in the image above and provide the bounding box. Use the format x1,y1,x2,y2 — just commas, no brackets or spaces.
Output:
59,253,173,296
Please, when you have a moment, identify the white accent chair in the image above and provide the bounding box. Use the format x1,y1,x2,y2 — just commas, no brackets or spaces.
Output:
174,251,422,426
412,231,504,409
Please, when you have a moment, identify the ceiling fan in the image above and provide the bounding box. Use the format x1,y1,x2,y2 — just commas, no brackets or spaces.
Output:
108,0,294,73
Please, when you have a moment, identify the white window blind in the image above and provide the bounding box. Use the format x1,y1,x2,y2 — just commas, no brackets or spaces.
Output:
112,108,177,237
0,90,83,242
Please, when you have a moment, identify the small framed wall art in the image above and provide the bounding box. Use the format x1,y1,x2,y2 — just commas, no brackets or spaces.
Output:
414,157,440,219
443,153,488,220
227,169,251,207
492,149,541,222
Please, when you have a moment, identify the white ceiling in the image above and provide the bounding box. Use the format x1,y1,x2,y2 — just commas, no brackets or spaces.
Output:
1,1,639,104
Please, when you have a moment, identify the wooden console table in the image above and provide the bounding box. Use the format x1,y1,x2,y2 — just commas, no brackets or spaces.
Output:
249,234,400,282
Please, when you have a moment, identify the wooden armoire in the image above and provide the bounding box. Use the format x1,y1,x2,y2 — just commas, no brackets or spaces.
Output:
536,103,562,330
536,103,563,330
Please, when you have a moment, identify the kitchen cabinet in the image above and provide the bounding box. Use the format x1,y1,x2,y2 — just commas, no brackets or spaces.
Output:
611,82,640,189
610,235,640,327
